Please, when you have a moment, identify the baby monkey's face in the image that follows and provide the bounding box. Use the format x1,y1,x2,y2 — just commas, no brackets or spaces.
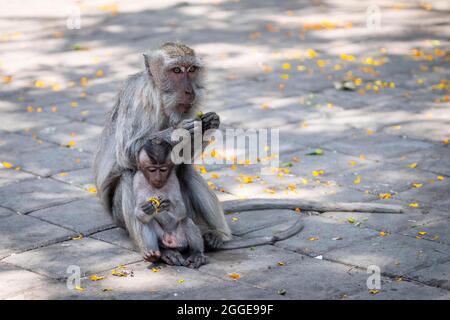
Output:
138,148,173,189
143,160,173,189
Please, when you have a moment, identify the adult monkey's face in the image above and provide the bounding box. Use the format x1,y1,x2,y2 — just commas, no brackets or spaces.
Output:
144,42,205,126
166,64,198,112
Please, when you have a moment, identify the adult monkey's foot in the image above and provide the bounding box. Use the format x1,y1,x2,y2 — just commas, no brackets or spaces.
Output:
183,253,208,269
203,230,224,250
160,249,185,266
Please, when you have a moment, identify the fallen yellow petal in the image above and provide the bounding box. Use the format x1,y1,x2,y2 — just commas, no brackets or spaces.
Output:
87,186,97,194
229,273,241,280
409,203,419,208
72,234,84,240
308,236,319,241
378,193,392,200
418,231,427,235
89,274,105,281
437,176,444,181
408,163,418,168
2,161,13,169
75,285,85,292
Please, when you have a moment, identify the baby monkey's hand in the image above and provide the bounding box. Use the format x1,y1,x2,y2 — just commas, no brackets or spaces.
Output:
141,197,170,215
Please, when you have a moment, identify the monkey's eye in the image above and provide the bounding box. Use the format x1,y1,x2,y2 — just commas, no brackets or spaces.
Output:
188,66,197,73
160,167,168,173
147,167,157,173
173,67,182,74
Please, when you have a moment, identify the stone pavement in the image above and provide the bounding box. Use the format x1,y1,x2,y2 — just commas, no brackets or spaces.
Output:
0,0,449,299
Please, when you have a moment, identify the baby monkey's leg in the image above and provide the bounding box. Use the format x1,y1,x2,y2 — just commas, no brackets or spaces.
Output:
182,218,208,268
141,223,161,262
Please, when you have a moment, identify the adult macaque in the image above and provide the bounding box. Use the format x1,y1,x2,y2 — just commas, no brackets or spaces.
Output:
93,42,404,264
134,138,207,268
93,42,231,258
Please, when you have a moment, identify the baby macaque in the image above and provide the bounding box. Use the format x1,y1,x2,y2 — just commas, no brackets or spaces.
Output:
133,138,207,268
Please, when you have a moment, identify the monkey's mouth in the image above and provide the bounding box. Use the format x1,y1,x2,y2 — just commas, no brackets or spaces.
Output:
177,103,193,113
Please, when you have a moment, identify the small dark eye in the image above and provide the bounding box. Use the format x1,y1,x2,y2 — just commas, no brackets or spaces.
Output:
173,67,181,74
188,66,197,73
147,167,156,173
160,167,168,172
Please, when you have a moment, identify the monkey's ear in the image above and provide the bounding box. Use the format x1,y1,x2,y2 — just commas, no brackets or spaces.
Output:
143,53,152,76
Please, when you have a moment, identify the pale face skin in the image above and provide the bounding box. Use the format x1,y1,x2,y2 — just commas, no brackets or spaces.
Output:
165,64,199,114
138,151,173,189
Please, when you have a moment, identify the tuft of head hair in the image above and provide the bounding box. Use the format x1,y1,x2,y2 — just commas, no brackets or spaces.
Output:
160,42,195,58
142,138,172,165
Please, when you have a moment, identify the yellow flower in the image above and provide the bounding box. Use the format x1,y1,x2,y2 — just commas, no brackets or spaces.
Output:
418,231,427,235
409,203,419,208
229,273,241,280
87,186,97,194
408,163,417,168
347,217,356,224
80,77,89,87
277,261,286,266
308,237,319,241
2,161,13,169
231,217,238,222
72,234,84,240
34,80,45,88
437,176,444,181
2,75,12,84
280,74,289,81
89,274,105,281
378,193,392,199
312,170,325,176
282,63,291,70
369,289,380,295
75,285,85,292
412,183,423,188
353,176,361,184
379,231,388,237
95,69,104,77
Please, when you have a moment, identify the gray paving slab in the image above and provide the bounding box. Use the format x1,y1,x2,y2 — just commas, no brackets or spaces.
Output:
30,197,114,234
0,178,86,214
3,237,142,280
201,245,369,299
0,213,74,258
407,260,450,290
325,233,450,277
0,262,72,299
0,146,92,177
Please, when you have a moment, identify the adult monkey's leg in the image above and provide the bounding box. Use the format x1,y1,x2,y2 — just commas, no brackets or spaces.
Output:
177,164,232,249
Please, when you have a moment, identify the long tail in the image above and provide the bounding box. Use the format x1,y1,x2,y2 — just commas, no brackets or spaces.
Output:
221,198,404,214
219,218,304,250
217,198,403,250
